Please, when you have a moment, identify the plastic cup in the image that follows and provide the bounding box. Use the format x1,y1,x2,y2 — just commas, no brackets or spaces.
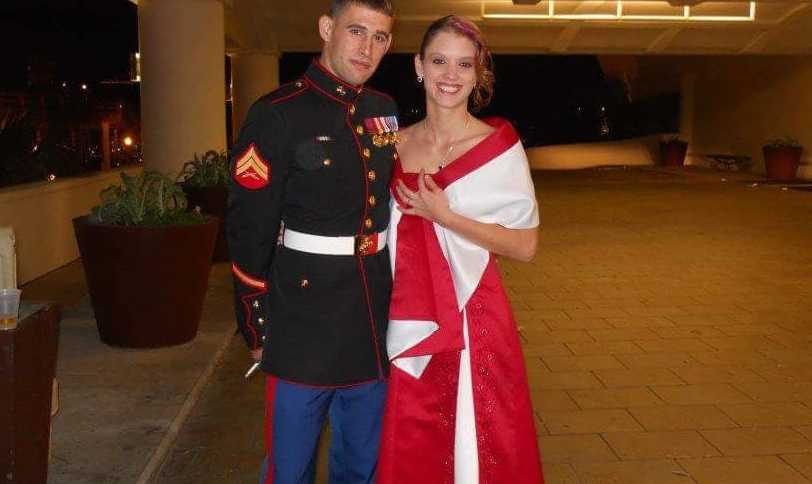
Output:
0,288,22,331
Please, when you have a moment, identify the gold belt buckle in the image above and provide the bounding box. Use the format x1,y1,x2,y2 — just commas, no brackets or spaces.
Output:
354,234,377,256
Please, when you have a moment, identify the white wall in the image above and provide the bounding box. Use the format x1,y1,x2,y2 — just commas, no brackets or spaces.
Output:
637,55,812,180
0,227,15,288
0,168,142,285
527,135,659,170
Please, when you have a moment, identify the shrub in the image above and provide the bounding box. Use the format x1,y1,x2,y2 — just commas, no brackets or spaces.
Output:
91,171,205,226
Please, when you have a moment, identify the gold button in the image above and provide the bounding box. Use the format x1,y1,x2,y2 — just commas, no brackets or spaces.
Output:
368,170,376,182
362,148,371,159
368,195,376,207
356,125,364,135
295,80,303,88
349,105,356,115
394,152,399,160
323,159,332,167
300,279,310,288
364,218,373,229
336,85,346,96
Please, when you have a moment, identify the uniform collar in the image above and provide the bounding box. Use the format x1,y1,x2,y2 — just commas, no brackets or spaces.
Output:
303,60,363,105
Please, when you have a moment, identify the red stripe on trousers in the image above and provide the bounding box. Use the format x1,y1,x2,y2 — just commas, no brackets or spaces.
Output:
265,376,279,484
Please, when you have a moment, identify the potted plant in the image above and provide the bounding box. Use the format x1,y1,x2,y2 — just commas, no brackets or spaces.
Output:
659,136,689,167
763,137,803,181
178,150,230,261
73,171,219,348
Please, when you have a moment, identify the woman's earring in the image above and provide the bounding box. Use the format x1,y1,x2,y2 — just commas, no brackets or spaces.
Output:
417,75,424,83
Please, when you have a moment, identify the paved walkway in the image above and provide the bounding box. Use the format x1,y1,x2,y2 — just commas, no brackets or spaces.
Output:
38,264,238,484
40,167,812,483
518,168,812,483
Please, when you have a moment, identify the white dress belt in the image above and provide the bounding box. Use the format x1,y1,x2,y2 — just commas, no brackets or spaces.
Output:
282,228,388,256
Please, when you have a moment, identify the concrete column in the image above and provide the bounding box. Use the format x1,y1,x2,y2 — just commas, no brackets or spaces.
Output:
138,0,226,176
100,121,111,171
231,51,280,138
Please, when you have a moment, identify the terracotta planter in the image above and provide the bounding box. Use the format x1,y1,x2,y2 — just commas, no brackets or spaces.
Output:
763,146,803,181
184,185,229,262
660,140,688,167
73,216,219,348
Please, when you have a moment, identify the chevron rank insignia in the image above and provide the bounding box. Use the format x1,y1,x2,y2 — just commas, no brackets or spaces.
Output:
234,144,270,190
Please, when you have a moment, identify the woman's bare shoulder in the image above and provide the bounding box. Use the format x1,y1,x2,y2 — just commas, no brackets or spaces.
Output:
471,117,496,137
462,117,496,146
396,123,434,172
398,123,419,143
396,123,423,152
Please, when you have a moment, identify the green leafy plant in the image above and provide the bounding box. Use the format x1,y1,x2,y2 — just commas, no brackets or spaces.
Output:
91,171,205,226
764,136,803,150
177,150,229,188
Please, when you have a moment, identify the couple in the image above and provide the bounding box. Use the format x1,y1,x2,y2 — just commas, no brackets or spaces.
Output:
227,1,544,483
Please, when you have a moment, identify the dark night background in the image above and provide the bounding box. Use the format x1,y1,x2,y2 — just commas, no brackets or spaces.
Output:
0,0,138,88
281,53,678,146
0,0,678,188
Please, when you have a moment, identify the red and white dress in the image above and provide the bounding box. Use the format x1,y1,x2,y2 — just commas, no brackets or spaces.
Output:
377,118,544,484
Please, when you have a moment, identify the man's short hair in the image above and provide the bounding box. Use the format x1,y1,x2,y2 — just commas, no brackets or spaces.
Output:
329,0,394,18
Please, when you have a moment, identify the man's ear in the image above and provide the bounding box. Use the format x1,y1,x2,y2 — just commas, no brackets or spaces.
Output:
318,15,334,43
384,34,393,54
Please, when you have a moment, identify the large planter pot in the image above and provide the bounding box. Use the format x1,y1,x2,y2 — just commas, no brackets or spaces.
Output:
73,216,219,348
660,140,688,167
184,185,229,262
763,146,803,181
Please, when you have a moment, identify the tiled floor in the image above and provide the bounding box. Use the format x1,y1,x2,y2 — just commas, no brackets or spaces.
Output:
505,167,812,483
38,166,812,483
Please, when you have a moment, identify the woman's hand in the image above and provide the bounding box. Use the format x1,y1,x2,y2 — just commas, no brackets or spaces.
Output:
396,170,453,226
396,170,538,262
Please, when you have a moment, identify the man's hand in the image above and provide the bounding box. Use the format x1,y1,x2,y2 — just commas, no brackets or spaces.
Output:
251,348,263,362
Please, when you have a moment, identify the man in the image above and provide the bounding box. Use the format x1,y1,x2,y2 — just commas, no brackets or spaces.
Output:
227,1,397,483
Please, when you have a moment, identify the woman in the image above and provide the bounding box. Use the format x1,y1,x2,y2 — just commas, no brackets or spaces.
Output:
377,15,544,484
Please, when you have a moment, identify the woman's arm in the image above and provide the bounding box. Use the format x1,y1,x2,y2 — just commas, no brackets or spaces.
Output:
396,173,538,262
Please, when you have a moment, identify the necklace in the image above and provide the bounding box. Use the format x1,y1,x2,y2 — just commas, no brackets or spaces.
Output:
425,113,471,169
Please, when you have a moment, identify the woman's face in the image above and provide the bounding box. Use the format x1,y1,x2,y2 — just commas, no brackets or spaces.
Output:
416,30,478,110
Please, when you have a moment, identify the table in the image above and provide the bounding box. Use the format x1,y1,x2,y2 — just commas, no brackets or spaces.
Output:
0,303,60,484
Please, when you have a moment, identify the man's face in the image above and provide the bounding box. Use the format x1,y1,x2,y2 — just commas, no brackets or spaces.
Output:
319,4,393,86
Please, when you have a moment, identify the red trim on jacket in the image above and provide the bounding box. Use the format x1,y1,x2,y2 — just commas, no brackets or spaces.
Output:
364,86,395,103
240,289,267,349
345,106,384,377
269,81,309,105
311,59,362,95
305,76,354,105
232,263,268,290
272,374,385,390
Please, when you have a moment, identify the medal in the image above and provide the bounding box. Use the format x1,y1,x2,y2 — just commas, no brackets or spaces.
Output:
364,116,400,147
